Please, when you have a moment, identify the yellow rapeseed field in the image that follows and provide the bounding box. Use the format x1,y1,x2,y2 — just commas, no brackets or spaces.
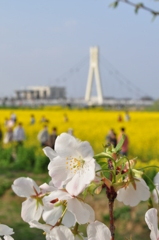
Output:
1,107,159,166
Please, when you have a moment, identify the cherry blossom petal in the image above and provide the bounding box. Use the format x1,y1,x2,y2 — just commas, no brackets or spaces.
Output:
87,221,111,240
44,189,71,202
55,133,79,157
48,157,71,188
77,141,94,159
54,133,94,160
4,236,14,240
42,190,75,226
75,235,86,240
66,162,95,196
94,161,102,182
117,178,150,207
0,225,14,236
12,177,40,197
29,220,51,233
152,188,159,204
49,225,74,240
86,204,96,223
21,198,43,222
67,198,95,224
145,208,159,240
43,146,57,160
39,182,56,192
62,210,76,227
43,205,63,226
45,225,75,240
154,173,159,185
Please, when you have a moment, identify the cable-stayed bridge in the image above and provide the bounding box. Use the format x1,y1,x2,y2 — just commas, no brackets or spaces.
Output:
52,46,153,107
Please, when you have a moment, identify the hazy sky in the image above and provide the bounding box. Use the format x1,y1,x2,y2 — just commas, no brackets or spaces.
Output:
1,0,159,99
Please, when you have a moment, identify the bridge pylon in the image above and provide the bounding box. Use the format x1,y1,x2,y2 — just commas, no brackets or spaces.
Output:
85,47,103,105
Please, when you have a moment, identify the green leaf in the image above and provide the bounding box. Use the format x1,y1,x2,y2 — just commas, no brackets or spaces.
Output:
94,185,103,194
96,159,108,164
112,181,126,191
85,182,103,196
152,13,157,22
114,135,125,153
134,3,144,14
132,169,143,178
135,6,139,14
109,1,119,9
94,152,113,160
115,156,128,167
103,177,112,188
115,172,123,182
82,188,88,199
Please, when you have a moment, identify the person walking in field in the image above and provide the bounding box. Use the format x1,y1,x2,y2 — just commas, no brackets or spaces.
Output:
13,122,25,147
63,113,68,122
37,125,49,147
10,112,17,124
118,127,129,156
48,127,58,150
30,114,35,125
105,129,117,147
3,127,13,144
124,111,130,122
117,114,123,122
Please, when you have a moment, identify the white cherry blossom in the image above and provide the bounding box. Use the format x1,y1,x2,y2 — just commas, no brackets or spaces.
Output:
47,225,74,240
0,224,14,240
12,177,45,222
43,133,96,196
145,208,159,240
29,221,74,240
117,178,150,207
42,189,95,227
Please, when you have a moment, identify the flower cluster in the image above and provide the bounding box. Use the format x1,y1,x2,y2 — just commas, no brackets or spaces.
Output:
10,133,155,239
12,133,110,239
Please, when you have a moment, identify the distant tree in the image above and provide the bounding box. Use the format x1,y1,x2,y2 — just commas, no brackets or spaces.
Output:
110,0,159,18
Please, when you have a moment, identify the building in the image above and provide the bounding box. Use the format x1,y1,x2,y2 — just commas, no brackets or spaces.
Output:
15,86,66,100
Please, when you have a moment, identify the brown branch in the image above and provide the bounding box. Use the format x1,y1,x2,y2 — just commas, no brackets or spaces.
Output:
106,185,117,240
113,0,159,16
105,160,117,240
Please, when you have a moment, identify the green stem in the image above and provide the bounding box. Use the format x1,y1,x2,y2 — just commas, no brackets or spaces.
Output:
96,168,110,173
137,166,159,171
73,222,79,234
57,206,67,225
143,173,159,205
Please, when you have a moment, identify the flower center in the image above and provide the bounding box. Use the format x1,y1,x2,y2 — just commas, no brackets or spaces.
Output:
66,157,85,173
